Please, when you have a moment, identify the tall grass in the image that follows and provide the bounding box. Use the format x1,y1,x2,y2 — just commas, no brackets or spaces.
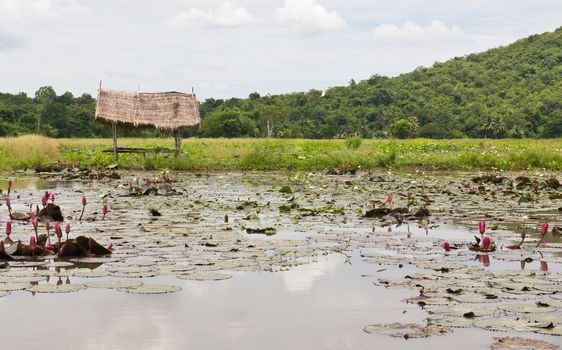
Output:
0,136,560,171
0,135,59,170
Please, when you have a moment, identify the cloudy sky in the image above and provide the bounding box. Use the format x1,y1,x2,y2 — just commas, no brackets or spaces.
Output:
0,0,560,99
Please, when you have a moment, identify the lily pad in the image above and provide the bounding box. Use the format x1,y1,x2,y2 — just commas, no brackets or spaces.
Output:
363,323,449,339
119,284,181,294
27,284,85,293
177,272,233,281
491,336,560,350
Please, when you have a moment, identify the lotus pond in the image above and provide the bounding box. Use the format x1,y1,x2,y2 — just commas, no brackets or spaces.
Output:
0,170,560,350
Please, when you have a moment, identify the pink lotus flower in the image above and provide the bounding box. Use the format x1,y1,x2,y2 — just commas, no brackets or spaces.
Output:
55,222,62,242
478,221,486,235
45,243,54,251
540,222,549,237
41,196,47,207
6,221,12,237
49,193,55,202
79,194,87,220
482,236,491,250
65,224,70,240
386,193,393,206
30,236,36,253
443,241,450,252
106,242,113,250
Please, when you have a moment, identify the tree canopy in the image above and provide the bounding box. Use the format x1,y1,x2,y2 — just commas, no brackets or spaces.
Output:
0,27,560,139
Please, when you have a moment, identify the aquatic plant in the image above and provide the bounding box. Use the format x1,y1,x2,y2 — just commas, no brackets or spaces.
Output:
65,224,71,241
443,241,450,252
536,222,549,247
102,204,108,220
79,194,87,221
30,236,36,258
55,223,62,244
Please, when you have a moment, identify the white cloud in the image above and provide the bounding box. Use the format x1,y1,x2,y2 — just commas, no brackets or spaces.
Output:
0,0,78,21
168,2,255,28
372,20,464,42
275,0,347,33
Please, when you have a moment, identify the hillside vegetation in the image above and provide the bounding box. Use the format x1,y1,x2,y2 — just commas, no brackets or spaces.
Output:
0,27,560,139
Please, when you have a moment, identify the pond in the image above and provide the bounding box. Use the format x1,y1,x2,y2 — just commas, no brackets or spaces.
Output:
0,171,560,349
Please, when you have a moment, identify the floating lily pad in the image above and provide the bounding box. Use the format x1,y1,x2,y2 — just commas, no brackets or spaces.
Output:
118,284,181,294
498,303,557,313
27,284,85,293
363,323,449,338
0,282,33,291
85,280,144,289
177,272,233,281
491,336,560,350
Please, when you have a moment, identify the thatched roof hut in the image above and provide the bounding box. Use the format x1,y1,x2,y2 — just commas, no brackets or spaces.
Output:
95,89,201,130
95,87,201,160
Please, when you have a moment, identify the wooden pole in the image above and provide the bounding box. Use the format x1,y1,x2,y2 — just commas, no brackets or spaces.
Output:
174,129,182,156
112,122,118,162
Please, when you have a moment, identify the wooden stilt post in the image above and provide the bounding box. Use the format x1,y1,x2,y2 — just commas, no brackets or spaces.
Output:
112,122,118,162
174,128,182,156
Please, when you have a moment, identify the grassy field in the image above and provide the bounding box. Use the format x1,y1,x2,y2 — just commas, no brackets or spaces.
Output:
0,135,560,171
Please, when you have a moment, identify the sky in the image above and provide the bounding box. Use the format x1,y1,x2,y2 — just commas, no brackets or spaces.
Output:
0,0,560,100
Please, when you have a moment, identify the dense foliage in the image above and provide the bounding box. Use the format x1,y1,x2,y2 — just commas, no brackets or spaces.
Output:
1,27,560,139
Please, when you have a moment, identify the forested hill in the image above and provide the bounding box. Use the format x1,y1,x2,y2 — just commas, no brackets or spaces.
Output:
1,27,561,139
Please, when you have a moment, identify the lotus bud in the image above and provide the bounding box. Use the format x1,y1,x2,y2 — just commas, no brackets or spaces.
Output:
478,221,486,235
443,241,450,252
65,224,70,240
540,222,549,237
482,236,491,250
82,194,87,207
6,221,11,237
30,236,36,252
386,193,393,206
55,223,62,242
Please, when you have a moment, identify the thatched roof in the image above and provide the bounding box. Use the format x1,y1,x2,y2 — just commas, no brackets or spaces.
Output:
95,89,201,130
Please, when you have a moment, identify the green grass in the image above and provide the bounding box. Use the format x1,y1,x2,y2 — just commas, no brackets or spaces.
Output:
0,136,561,171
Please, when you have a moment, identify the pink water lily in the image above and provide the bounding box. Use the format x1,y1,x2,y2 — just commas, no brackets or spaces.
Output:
79,194,87,221
536,222,549,247
55,222,62,243
482,236,491,250
386,193,393,207
30,236,36,257
6,221,12,238
478,221,486,235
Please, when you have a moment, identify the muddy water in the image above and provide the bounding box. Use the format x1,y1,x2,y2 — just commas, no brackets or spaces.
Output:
0,171,560,349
